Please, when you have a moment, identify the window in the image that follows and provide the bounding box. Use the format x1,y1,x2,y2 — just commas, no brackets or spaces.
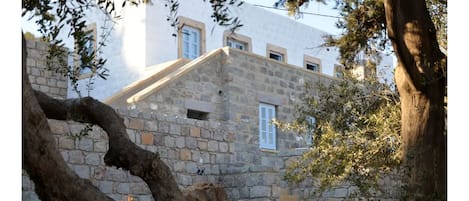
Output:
181,26,200,59
177,17,206,59
259,103,276,150
269,51,284,62
306,62,320,72
187,109,209,120
304,55,322,73
227,39,247,51
306,116,316,146
266,44,287,63
223,31,252,52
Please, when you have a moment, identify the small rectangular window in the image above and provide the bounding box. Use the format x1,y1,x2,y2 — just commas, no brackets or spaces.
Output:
259,103,276,150
187,109,209,120
227,38,247,51
267,44,287,63
269,51,284,62
306,62,320,72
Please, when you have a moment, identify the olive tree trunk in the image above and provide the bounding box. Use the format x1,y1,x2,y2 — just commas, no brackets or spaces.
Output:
384,0,446,200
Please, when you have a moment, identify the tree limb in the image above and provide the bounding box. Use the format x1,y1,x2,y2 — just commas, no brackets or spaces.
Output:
23,34,114,201
34,89,186,201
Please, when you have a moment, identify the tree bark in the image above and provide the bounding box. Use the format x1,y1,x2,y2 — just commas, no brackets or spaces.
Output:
34,91,186,201
384,0,446,200
23,33,186,201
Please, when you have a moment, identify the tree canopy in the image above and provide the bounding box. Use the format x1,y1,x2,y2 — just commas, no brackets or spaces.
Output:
275,72,401,196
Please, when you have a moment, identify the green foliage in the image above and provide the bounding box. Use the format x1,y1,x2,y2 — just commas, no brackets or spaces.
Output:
426,0,447,52
275,0,446,66
276,73,402,196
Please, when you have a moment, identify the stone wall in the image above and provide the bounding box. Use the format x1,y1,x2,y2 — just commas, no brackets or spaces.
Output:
136,53,226,121
25,39,68,100
23,111,401,201
23,43,401,200
23,111,235,201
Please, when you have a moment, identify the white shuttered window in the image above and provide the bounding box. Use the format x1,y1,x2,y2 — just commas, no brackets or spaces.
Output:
259,103,276,150
306,116,316,146
182,26,200,59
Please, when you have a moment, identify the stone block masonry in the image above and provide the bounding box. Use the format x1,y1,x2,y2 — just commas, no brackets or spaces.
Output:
23,111,401,201
25,38,68,100
23,45,401,200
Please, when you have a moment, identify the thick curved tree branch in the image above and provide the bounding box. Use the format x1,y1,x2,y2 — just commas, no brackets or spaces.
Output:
23,35,114,201
34,89,186,201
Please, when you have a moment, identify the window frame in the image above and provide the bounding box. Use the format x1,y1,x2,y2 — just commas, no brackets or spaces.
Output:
266,43,287,63
227,39,247,51
177,16,206,59
306,116,316,146
181,26,201,59
223,31,252,52
303,55,322,73
259,103,277,150
269,51,284,62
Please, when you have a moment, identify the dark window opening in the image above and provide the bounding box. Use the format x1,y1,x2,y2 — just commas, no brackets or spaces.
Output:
187,109,209,120
269,51,283,62
306,62,319,72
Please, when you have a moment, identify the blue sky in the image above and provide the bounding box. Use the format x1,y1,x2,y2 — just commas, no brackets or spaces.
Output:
243,0,342,35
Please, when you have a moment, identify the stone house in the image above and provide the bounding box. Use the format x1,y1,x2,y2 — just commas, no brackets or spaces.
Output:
23,1,400,200
24,39,401,201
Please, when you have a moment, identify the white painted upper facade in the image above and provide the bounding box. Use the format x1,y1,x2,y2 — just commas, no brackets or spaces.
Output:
65,0,392,100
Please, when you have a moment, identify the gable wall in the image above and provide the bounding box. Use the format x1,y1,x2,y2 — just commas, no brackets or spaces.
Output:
133,52,227,120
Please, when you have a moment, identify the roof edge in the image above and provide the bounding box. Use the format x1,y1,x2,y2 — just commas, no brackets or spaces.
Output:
126,47,229,104
104,58,190,105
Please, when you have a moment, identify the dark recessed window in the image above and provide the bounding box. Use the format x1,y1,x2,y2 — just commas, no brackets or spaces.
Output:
187,109,209,120
306,62,320,72
269,51,284,62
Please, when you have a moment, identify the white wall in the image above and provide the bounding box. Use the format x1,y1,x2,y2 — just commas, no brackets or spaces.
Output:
68,1,148,99
67,0,393,100
143,1,341,75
